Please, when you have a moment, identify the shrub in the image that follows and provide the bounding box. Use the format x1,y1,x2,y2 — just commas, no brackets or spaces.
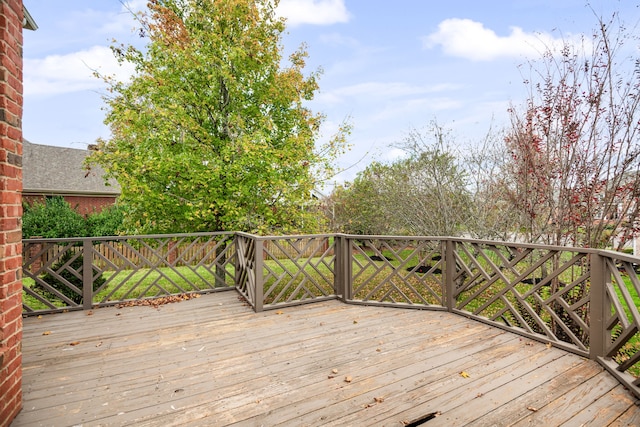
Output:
23,196,87,238
86,204,125,237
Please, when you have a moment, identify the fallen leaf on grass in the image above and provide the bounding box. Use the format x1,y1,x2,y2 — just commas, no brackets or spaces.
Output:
42,331,51,336
459,371,470,378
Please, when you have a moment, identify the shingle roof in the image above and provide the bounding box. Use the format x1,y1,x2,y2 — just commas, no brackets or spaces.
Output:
22,140,120,196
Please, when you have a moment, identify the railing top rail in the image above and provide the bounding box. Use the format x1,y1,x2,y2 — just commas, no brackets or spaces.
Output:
234,232,335,241
595,249,640,263
338,234,605,255
23,231,235,244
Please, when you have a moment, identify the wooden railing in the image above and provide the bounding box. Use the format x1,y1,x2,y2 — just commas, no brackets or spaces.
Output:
22,232,640,398
22,232,236,314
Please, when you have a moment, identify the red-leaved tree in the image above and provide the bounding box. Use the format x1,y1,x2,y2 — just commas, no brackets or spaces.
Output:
505,13,640,249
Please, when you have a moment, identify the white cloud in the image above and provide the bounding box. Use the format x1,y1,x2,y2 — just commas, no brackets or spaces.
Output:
24,46,135,96
317,81,462,105
423,18,577,61
278,0,350,26
371,97,463,122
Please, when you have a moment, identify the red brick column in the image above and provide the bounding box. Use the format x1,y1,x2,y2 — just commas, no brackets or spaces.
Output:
0,1,24,425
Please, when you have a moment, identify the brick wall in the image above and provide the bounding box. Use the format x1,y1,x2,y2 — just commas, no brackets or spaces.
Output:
0,0,23,425
23,194,117,216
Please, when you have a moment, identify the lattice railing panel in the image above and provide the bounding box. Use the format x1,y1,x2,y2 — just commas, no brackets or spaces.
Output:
23,233,235,314
603,257,640,385
22,241,86,313
262,236,335,306
94,234,235,304
350,238,444,306
453,241,592,352
235,235,257,308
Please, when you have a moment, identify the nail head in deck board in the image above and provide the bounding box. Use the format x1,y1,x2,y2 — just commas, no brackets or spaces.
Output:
12,292,640,426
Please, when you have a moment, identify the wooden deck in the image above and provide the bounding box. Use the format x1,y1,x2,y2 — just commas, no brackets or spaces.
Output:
12,292,640,426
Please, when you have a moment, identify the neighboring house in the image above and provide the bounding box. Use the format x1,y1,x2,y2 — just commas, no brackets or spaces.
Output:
22,140,120,215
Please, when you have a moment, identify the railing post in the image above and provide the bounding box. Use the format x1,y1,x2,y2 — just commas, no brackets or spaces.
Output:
233,234,241,289
335,234,352,302
82,238,93,310
589,252,607,360
444,239,455,312
254,238,264,312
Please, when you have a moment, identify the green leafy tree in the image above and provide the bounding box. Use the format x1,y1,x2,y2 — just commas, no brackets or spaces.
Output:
327,162,398,235
90,0,347,234
329,123,471,236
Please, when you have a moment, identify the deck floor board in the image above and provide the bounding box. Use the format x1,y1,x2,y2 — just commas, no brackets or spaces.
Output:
12,291,640,426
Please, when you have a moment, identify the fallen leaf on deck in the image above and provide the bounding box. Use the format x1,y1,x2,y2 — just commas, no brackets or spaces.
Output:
459,371,470,378
87,311,93,316
276,310,284,315
527,406,538,412
96,342,103,347
116,293,200,309
69,341,80,346
344,376,352,383
37,315,42,319
332,368,338,374
374,396,384,403
545,343,552,349
353,320,358,324
42,331,51,335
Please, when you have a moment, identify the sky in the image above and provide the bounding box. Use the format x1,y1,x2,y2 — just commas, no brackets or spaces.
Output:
22,0,640,188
